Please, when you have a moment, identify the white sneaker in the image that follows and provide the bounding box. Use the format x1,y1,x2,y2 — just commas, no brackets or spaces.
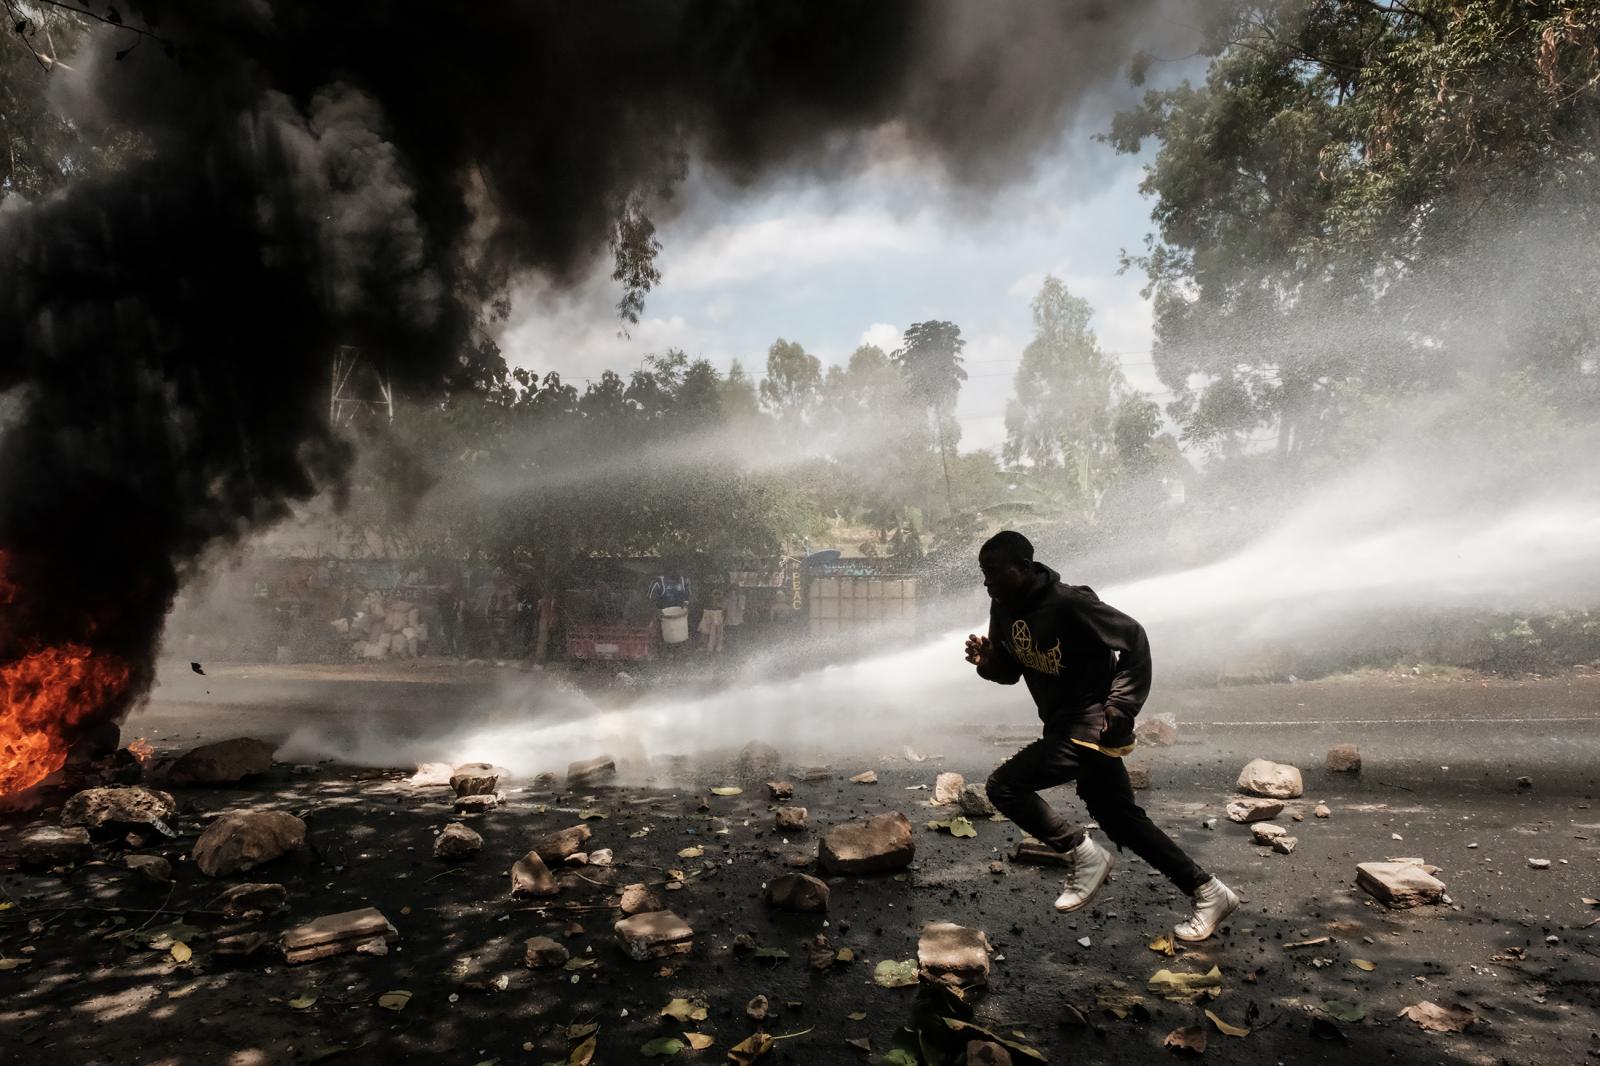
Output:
1053,835,1114,912
1174,876,1239,942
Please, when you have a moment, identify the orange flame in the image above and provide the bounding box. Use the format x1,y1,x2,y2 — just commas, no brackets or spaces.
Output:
127,737,155,762
0,643,133,795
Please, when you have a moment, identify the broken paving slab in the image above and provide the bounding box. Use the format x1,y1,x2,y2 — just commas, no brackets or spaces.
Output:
19,826,93,869
532,824,592,866
933,772,966,806
614,910,693,960
917,921,991,989
766,873,829,913
510,850,560,898
619,882,665,915
1226,799,1285,824
281,906,398,965
191,811,306,877
1251,822,1289,844
449,763,500,796
1357,860,1446,908
1272,836,1298,855
1236,759,1304,799
819,811,914,875
453,793,501,814
61,786,177,836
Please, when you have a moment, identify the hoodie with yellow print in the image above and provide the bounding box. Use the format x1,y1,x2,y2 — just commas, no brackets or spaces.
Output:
976,562,1151,755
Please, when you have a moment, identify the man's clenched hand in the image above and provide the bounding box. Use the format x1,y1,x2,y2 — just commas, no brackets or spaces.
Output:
964,633,992,668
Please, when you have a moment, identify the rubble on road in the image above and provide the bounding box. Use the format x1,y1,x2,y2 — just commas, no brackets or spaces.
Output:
917,921,991,989
767,781,794,800
619,882,664,915
798,767,832,782
510,850,560,898
449,763,500,796
566,756,617,791
1236,759,1304,799
434,822,483,860
1226,798,1285,824
1012,840,1072,867
61,786,177,836
1314,804,1331,818
192,811,306,877
1126,766,1151,790
1137,713,1179,746
523,935,570,968
933,772,965,805
125,853,172,884
1272,836,1298,855
775,806,808,831
1357,860,1446,908
281,906,398,964
162,737,277,786
614,910,693,960
209,882,288,917
589,848,613,866
766,873,829,912
532,824,592,866
1527,857,1550,870
819,811,914,874
849,770,878,785
453,793,501,814
1325,744,1362,773
1251,823,1288,844
960,783,997,817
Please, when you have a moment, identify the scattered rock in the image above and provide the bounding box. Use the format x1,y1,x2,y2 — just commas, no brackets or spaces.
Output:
407,762,454,787
532,772,559,791
735,741,784,779
449,763,500,796
209,882,288,916
766,873,830,913
1012,840,1073,867
61,786,177,836
566,756,617,791
510,851,560,898
1251,823,1289,844
434,822,483,861
798,767,832,782
959,783,997,817
619,882,664,916
1357,860,1446,908
1515,775,1533,791
819,812,915,875
523,936,570,968
1314,804,1331,819
849,770,878,785
192,811,306,877
1236,759,1304,799
1527,857,1550,870
565,852,590,867
614,910,693,960
775,806,808,831
917,921,991,989
1272,836,1298,855
733,933,756,953
933,772,966,806
589,848,613,866
746,994,769,1021
164,737,277,786
1291,811,1304,822
767,781,795,800
1225,798,1285,824
532,824,592,866
1137,713,1179,746
1325,744,1362,774
281,907,397,964
214,931,273,958
453,793,500,814
125,853,172,884
1126,766,1152,790
967,1041,1013,1066
988,860,1005,874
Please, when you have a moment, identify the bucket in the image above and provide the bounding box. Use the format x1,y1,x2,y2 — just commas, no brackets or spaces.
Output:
660,606,689,644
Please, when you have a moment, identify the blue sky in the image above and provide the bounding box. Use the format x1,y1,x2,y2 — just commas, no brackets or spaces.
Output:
499,125,1169,453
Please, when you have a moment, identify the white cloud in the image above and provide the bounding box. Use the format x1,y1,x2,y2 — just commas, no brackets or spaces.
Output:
662,211,934,291
858,322,902,353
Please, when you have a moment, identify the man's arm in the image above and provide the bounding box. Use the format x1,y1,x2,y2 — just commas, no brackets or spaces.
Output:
972,618,1023,685
1076,597,1151,718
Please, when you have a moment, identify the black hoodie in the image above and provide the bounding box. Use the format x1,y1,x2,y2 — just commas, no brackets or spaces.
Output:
976,562,1151,750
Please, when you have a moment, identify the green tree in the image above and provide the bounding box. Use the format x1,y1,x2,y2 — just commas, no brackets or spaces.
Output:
892,320,967,515
759,338,822,423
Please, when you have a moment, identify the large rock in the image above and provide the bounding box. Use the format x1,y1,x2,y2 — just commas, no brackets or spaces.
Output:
619,882,664,916
1226,798,1284,824
434,822,483,861
1250,822,1288,844
19,826,93,869
209,882,288,916
125,854,173,884
532,824,591,866
933,772,966,806
524,935,569,968
453,793,501,814
61,786,177,836
192,811,305,877
566,756,616,791
510,851,559,898
775,806,808,832
165,738,276,786
918,921,991,989
1236,759,1304,799
281,907,397,964
819,812,914,875
766,873,829,913
449,763,500,796
614,910,693,960
959,783,997,818
1357,861,1446,908
1326,744,1362,774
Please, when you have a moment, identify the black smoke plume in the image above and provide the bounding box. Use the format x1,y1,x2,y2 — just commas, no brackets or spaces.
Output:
0,0,1159,779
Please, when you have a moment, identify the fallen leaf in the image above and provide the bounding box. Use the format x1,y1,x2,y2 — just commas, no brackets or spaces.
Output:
1398,1001,1475,1033
640,1036,685,1056
684,1033,714,1050
727,1032,774,1064
578,809,608,821
1148,966,1224,1002
835,947,855,963
677,846,704,859
847,1011,868,1021
376,990,412,1011
1582,896,1599,906
661,998,708,1022
754,946,789,960
1096,991,1149,1020
940,1019,1046,1060
1148,934,1177,957
169,941,192,964
1352,958,1376,972
567,1023,599,1040
1205,1008,1249,1037
877,1052,917,1066
710,787,743,796
924,817,978,838
564,957,596,971
1162,1025,1207,1055
1060,1003,1088,1027
0,958,31,971
630,828,651,839
568,1035,596,1066
1320,1000,1366,1023
288,992,318,1010
845,1036,872,1052
873,959,919,988
0,902,12,911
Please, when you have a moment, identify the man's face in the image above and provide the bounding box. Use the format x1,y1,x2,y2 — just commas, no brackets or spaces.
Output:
979,552,1029,604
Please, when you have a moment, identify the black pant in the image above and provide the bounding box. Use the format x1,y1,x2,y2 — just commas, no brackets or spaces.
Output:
987,735,1209,894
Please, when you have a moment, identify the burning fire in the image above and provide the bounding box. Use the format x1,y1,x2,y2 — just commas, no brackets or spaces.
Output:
0,644,133,795
127,737,155,762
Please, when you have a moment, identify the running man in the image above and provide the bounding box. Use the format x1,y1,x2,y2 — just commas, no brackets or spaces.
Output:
967,530,1238,941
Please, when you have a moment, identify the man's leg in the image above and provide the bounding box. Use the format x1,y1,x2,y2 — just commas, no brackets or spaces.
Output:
985,736,1087,852
1076,752,1210,893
